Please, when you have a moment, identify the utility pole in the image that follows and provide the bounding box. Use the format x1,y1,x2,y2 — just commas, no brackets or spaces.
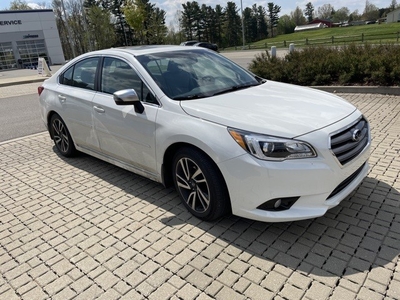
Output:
240,0,245,49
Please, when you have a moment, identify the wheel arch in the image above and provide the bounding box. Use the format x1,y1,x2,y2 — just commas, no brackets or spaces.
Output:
47,111,59,139
161,142,232,213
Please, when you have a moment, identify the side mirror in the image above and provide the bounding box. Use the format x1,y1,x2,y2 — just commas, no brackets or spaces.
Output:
113,89,144,114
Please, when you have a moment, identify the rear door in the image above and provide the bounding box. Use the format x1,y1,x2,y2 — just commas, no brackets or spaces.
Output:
57,57,100,151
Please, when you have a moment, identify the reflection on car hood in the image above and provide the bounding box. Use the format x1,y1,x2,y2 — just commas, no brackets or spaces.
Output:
180,80,356,138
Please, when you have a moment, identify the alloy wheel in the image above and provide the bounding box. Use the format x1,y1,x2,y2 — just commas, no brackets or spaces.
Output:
175,157,210,213
52,118,70,153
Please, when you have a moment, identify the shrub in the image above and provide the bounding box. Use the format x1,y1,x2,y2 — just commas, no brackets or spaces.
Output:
249,44,400,86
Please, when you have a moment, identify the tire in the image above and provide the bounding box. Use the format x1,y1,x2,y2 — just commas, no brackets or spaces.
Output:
50,114,76,157
172,147,230,221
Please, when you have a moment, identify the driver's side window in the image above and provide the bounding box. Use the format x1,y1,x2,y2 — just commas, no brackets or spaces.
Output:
101,57,158,104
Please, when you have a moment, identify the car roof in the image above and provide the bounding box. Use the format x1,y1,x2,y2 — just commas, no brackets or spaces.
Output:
83,45,200,57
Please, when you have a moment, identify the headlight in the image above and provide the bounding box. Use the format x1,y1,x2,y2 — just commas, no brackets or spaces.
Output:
228,128,317,161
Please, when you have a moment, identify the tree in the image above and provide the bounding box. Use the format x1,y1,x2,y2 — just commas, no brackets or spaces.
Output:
291,6,306,25
124,0,167,45
87,6,117,49
67,0,89,54
9,0,31,9
363,0,379,20
317,4,334,19
223,2,242,47
148,7,167,44
267,2,281,37
181,1,200,41
277,14,295,34
390,0,398,11
109,0,134,46
332,7,350,23
214,5,224,47
52,0,73,59
257,6,268,40
243,7,257,43
349,9,362,21
304,2,314,22
124,0,146,44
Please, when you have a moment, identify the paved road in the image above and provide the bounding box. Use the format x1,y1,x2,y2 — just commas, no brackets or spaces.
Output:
0,95,44,142
0,91,399,299
222,49,288,69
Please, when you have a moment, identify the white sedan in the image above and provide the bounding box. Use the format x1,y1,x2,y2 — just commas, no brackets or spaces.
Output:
38,46,370,222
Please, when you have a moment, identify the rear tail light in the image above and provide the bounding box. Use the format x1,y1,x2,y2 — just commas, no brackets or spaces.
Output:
38,86,44,96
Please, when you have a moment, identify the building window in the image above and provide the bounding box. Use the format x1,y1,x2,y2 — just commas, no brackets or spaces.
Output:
0,42,17,70
16,40,49,69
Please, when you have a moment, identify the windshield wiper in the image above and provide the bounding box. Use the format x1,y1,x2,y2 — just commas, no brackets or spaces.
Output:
212,82,261,96
172,93,208,100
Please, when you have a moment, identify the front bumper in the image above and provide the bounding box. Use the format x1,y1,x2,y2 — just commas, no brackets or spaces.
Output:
218,116,371,222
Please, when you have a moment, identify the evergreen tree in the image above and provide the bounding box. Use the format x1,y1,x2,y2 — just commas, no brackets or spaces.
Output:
87,6,117,48
214,5,224,47
243,7,256,43
181,1,200,41
223,2,242,47
267,2,281,38
304,2,314,22
257,6,268,40
149,7,168,44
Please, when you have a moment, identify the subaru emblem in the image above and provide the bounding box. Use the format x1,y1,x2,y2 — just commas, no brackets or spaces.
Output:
352,129,361,142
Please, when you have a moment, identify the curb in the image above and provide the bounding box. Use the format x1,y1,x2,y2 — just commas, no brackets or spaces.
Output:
0,131,47,146
0,77,48,87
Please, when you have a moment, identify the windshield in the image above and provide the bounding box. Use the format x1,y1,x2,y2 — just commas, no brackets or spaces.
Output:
136,49,262,100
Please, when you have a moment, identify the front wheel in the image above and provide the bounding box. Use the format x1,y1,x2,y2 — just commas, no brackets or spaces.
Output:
172,147,230,221
50,114,76,157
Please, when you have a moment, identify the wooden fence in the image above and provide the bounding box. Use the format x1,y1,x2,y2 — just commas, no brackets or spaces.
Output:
244,31,400,50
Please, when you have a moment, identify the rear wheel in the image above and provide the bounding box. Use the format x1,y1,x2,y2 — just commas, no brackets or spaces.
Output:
172,147,230,221
50,114,76,157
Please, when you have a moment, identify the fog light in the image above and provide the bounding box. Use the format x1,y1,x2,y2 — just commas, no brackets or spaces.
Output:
274,199,282,208
257,197,299,211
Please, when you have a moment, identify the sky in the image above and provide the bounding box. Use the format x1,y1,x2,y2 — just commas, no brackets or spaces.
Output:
0,0,390,28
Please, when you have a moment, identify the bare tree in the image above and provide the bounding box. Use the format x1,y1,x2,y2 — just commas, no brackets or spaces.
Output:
363,0,379,20
9,0,31,9
317,4,334,19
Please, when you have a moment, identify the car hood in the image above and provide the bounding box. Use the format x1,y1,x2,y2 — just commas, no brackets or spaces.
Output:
180,81,356,138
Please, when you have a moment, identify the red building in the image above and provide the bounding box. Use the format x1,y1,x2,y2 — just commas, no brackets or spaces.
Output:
309,18,334,28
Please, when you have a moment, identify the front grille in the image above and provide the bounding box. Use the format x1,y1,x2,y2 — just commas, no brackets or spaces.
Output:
327,162,366,199
330,117,369,165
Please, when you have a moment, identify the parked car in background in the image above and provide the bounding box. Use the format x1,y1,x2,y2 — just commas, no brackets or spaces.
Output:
38,45,370,222
180,40,199,46
193,42,218,52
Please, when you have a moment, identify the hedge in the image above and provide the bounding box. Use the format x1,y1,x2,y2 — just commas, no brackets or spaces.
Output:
248,44,400,86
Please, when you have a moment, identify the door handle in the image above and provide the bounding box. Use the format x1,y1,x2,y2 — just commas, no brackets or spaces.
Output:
93,106,105,113
58,95,66,103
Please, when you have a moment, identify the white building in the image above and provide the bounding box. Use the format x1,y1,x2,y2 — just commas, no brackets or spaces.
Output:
387,8,400,23
0,9,65,70
294,23,327,32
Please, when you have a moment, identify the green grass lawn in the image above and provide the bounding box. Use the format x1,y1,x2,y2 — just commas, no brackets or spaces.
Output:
246,23,400,49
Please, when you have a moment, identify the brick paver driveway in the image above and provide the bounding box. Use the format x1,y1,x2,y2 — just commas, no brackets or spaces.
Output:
1,93,399,300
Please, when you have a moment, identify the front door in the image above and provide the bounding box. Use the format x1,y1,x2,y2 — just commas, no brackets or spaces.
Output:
92,56,159,175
